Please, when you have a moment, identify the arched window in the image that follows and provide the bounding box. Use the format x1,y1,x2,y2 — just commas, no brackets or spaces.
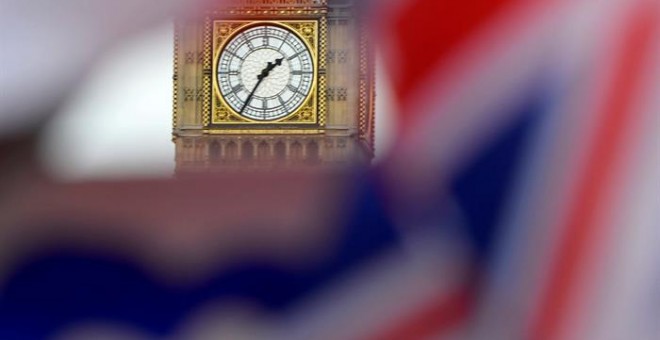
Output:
210,141,221,161
306,141,320,164
242,141,254,161
225,141,238,161
290,142,303,163
257,141,270,161
274,141,286,162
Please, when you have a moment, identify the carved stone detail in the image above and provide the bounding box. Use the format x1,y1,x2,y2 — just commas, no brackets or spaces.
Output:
183,88,194,102
327,87,335,101
337,50,348,63
337,87,347,101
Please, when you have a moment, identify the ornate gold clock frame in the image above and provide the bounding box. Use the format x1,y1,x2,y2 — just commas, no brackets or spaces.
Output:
173,0,375,171
211,19,325,126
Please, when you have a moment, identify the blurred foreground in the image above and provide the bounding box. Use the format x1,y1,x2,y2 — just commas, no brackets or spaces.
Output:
1,0,658,339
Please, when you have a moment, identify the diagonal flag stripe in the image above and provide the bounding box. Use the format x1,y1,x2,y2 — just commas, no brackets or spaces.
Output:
530,4,659,339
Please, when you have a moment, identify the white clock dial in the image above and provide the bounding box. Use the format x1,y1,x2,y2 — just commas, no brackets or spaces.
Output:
217,24,314,121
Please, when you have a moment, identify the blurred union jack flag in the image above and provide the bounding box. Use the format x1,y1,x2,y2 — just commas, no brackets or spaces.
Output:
375,0,660,339
0,0,658,339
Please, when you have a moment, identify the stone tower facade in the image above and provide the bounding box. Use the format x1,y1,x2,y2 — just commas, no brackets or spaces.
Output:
173,0,375,172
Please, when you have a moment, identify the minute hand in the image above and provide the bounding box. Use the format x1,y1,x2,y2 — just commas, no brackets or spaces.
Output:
240,77,265,115
239,58,284,115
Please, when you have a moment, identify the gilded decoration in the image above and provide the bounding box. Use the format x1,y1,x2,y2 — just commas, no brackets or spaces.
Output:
208,0,328,18
209,19,325,129
203,129,323,135
317,16,327,126
202,16,213,127
172,21,180,129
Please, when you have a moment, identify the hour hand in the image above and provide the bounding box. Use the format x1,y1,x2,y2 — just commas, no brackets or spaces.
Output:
258,62,273,80
258,58,285,80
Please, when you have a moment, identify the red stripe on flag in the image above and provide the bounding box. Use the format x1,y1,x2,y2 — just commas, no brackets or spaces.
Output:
393,0,520,106
368,282,475,340
530,4,659,340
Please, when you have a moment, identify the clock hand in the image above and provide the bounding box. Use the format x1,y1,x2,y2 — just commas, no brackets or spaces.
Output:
240,77,265,115
257,58,284,80
239,57,285,115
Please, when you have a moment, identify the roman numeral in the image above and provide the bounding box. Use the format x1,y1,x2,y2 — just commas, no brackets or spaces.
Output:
287,51,302,61
224,50,244,61
262,28,270,45
239,34,255,50
278,96,287,107
278,33,290,51
291,70,312,76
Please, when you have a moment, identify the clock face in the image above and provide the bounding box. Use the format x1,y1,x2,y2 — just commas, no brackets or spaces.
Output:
217,24,314,121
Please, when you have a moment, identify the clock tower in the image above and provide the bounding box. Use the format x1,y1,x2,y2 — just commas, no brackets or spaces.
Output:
173,0,375,172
